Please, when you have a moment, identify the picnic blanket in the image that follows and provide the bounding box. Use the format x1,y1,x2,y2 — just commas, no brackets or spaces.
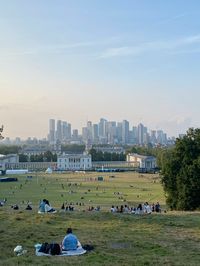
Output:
35,244,86,256
37,210,57,214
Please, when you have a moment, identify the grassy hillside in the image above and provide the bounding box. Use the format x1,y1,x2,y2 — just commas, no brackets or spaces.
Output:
0,172,200,266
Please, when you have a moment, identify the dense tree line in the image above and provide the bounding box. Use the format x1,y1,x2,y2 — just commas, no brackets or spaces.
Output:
161,128,200,210
19,151,57,162
89,145,171,163
0,145,21,155
61,144,85,153
89,148,125,161
126,145,154,156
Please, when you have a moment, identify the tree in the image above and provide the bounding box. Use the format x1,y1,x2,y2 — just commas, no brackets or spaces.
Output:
0,125,4,140
89,149,126,161
161,128,200,210
43,151,57,162
89,149,104,161
61,144,85,153
0,145,21,155
19,154,29,162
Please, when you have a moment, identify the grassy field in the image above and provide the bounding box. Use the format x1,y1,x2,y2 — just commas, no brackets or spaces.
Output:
0,172,200,266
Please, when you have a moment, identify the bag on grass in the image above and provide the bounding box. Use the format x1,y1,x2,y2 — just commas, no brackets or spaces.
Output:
49,243,61,255
82,244,94,251
38,242,50,254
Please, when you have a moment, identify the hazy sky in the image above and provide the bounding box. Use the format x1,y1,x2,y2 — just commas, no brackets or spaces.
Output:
1,1,200,139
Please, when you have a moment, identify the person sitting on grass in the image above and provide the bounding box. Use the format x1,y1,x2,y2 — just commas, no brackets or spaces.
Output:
144,202,152,214
38,199,46,213
135,203,143,214
61,228,79,251
44,199,56,213
25,204,32,210
38,199,56,213
155,202,161,213
110,205,115,212
11,204,19,210
0,198,7,207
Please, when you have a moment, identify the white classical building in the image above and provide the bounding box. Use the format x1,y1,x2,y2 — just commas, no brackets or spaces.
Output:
126,153,157,169
57,153,92,171
0,154,19,171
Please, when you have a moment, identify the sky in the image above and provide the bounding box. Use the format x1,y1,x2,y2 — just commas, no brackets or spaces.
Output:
0,0,200,139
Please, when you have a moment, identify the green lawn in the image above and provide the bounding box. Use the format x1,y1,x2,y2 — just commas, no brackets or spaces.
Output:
0,172,200,266
0,172,164,210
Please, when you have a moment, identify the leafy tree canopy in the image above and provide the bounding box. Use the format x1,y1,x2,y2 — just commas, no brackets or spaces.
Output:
0,145,21,155
161,128,200,210
61,144,85,153
89,148,125,161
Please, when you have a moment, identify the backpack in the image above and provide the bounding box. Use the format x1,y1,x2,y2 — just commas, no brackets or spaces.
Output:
39,242,50,254
49,243,61,255
82,244,94,251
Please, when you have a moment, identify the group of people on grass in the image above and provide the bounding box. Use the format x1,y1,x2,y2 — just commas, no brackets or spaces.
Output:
6,197,161,214
61,203,75,211
110,202,161,214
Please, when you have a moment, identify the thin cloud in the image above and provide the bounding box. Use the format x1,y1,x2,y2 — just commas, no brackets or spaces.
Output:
158,13,187,24
0,37,122,58
99,46,143,58
98,34,200,59
0,41,95,57
169,48,200,55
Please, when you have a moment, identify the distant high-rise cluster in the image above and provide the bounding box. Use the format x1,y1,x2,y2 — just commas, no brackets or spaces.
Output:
48,118,170,146
48,119,71,145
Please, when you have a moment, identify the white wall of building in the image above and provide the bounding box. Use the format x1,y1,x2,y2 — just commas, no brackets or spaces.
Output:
126,153,156,169
57,154,92,170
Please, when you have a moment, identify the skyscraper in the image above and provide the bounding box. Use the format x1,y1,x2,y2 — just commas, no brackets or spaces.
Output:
116,122,123,143
138,123,144,145
66,123,71,140
82,127,88,143
107,121,117,144
87,121,93,143
62,121,68,141
98,118,107,144
122,120,129,144
150,130,157,144
132,126,138,144
92,124,99,143
49,119,55,145
98,118,107,138
56,120,62,142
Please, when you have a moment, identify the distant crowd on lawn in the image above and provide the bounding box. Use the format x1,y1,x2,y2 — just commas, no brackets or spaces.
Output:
110,202,161,214
1,198,162,214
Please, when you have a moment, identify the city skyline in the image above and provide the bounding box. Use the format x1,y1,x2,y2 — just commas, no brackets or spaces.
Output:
46,118,170,146
4,117,172,145
1,1,200,139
